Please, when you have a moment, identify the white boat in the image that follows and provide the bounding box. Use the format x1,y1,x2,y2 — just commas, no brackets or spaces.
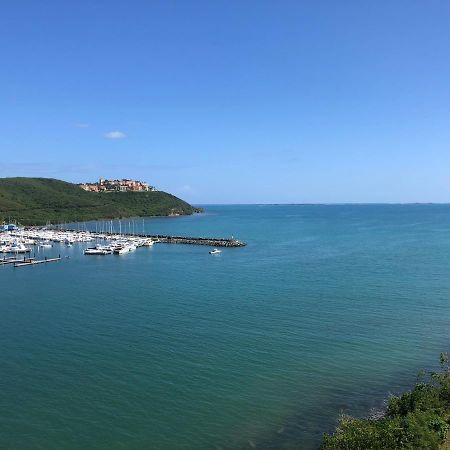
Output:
7,242,31,253
114,244,137,254
39,241,52,248
209,249,222,255
84,247,110,255
120,244,136,254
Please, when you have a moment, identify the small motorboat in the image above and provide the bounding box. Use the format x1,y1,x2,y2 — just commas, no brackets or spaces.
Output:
114,244,137,254
84,246,111,255
209,249,222,255
7,243,31,253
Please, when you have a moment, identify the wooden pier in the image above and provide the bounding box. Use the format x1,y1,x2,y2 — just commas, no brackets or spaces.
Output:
14,256,61,268
0,256,35,266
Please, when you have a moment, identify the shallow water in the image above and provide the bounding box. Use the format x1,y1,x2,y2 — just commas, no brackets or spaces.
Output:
2,204,450,449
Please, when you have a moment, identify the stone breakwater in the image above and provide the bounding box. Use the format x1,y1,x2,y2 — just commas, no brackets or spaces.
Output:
148,235,246,247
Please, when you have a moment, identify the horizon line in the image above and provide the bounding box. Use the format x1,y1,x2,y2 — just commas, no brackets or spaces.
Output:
193,202,450,206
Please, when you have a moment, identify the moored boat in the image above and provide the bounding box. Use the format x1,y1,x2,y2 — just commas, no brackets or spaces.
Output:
84,245,112,255
114,243,137,254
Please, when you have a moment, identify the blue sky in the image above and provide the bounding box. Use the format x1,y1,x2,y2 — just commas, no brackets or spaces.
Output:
1,1,450,203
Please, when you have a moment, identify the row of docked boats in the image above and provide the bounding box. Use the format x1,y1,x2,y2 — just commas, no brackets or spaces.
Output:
2,228,156,256
84,238,154,255
3,229,95,250
8,229,95,245
0,241,31,253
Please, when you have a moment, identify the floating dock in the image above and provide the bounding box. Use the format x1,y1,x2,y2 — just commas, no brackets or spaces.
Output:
14,256,61,268
0,256,35,266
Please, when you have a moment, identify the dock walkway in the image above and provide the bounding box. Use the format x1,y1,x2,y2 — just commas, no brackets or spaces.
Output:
14,257,61,268
0,256,35,266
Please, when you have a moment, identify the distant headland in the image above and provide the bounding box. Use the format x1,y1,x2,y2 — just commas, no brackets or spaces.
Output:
0,177,202,225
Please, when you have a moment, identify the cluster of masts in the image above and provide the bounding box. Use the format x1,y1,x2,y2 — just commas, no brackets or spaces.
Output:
0,228,157,255
83,237,155,255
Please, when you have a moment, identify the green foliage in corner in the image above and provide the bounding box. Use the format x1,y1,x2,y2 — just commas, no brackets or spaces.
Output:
320,353,450,450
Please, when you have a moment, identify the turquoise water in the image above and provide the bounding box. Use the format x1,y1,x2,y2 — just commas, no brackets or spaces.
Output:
2,204,450,449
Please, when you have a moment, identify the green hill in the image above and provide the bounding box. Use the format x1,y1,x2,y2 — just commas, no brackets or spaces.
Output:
0,177,200,225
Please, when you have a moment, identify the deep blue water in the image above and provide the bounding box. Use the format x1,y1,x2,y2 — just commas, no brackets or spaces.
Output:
2,204,450,449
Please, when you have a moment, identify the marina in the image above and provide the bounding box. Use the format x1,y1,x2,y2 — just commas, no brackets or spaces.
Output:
0,225,246,268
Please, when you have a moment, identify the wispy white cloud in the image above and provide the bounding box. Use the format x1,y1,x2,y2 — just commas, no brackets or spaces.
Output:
104,130,127,140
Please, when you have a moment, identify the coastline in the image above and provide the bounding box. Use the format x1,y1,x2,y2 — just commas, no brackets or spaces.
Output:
320,354,450,449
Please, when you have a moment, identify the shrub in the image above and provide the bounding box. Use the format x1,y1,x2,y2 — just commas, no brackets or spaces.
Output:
320,354,450,449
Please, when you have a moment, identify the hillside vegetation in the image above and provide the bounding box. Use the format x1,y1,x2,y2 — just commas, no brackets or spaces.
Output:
0,177,199,225
321,353,450,450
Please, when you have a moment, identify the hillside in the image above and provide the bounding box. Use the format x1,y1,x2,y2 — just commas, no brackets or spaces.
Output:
0,177,199,225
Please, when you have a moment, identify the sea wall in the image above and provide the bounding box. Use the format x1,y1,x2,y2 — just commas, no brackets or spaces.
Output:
147,235,246,247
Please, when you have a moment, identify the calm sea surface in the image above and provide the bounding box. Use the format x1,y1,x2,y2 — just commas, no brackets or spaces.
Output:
2,204,450,449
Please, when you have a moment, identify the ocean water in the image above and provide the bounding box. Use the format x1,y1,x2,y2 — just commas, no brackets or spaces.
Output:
2,204,450,449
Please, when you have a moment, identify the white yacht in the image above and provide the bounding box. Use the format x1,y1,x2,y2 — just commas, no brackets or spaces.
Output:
84,246,111,255
7,242,31,253
114,243,137,254
209,249,222,255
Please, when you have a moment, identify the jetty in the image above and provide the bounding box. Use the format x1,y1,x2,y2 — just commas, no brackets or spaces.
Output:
0,256,33,266
139,234,246,247
14,256,61,268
